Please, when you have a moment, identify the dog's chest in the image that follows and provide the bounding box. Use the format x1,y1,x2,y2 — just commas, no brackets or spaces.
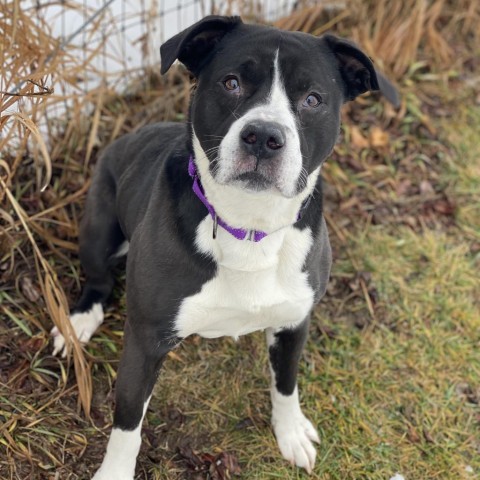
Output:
174,218,314,339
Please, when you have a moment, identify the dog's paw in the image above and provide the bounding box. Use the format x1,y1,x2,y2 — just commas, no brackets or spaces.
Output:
51,303,104,357
272,410,320,474
92,468,133,480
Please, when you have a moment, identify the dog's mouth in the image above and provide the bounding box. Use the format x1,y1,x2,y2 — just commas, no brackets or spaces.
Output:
232,171,273,191
208,152,297,197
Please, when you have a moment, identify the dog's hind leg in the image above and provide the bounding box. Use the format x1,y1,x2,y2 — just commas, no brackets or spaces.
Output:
52,167,126,356
266,320,320,474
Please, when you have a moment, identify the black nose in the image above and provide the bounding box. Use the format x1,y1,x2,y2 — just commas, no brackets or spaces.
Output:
240,121,286,159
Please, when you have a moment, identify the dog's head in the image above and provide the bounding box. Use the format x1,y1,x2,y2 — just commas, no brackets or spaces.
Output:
161,16,397,201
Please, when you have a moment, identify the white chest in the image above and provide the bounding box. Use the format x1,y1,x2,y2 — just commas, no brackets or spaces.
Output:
174,218,315,339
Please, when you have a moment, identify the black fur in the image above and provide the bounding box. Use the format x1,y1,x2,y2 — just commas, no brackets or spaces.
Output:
269,319,310,396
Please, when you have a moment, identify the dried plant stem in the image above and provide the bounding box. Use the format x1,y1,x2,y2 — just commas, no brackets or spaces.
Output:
1,177,92,417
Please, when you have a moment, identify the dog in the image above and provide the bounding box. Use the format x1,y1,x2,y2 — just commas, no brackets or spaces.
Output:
51,15,399,478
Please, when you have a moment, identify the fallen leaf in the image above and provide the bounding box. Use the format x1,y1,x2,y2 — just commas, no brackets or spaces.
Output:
215,451,242,477
235,417,255,430
177,446,241,479
423,428,435,443
369,126,389,147
407,424,420,443
20,276,41,302
420,180,434,195
432,198,456,215
396,179,412,196
350,126,369,149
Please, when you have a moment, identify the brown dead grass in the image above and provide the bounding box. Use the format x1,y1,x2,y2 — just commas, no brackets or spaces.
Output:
275,0,479,78
0,1,192,417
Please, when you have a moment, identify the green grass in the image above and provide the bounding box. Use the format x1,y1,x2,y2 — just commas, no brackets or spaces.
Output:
2,67,480,480
117,104,479,480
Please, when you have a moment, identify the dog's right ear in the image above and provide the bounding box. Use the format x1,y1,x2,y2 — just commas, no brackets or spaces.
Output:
323,34,400,107
374,70,400,108
160,15,243,76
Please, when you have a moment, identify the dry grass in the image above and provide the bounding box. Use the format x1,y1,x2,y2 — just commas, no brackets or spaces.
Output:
1,0,479,478
275,0,480,78
0,1,192,416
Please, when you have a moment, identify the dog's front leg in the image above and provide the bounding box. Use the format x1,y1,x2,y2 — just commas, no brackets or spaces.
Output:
93,322,174,480
266,320,320,474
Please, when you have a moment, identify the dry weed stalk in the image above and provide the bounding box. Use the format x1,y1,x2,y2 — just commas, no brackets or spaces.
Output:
275,0,480,77
0,0,115,415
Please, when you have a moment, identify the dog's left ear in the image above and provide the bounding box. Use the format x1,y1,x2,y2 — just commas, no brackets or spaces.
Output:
323,34,400,107
160,15,243,76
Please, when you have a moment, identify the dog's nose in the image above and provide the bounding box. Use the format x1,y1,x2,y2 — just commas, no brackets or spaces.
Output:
240,121,286,159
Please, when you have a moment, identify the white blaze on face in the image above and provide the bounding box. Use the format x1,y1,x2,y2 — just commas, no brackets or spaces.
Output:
192,49,321,234
217,49,303,198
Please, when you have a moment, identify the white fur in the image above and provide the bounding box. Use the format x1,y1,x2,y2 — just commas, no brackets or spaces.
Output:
192,49,321,236
175,224,314,339
51,240,127,356
93,396,151,480
266,329,320,473
216,51,302,198
113,240,129,258
180,50,321,341
270,384,320,473
92,426,141,480
195,131,320,234
51,303,103,357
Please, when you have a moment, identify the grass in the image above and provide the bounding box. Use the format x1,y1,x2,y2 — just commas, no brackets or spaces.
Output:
122,101,479,480
1,1,480,479
127,103,479,480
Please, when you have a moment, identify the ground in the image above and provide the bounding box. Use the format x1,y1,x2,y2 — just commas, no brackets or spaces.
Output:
1,6,479,480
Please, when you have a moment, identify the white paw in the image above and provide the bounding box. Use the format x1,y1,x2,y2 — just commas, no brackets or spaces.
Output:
91,427,142,480
92,467,133,480
51,303,104,357
272,410,320,474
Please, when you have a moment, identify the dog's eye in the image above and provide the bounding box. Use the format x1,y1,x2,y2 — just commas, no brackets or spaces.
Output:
223,76,240,92
303,93,323,108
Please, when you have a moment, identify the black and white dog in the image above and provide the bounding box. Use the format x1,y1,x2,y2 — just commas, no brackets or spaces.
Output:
51,16,398,478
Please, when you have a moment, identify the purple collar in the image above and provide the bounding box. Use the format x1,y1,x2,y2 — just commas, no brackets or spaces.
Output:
188,155,309,242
